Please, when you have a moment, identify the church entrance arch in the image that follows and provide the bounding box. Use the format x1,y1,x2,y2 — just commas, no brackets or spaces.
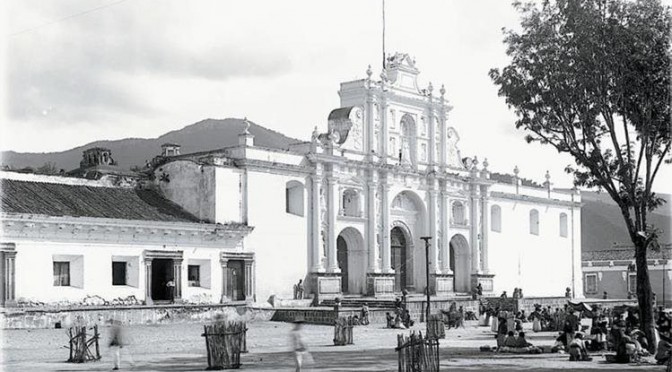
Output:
390,222,414,292
337,227,365,294
449,234,470,293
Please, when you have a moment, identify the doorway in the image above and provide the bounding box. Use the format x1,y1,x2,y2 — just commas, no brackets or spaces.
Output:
449,234,470,293
337,236,348,293
227,260,245,301
391,227,408,292
151,258,173,300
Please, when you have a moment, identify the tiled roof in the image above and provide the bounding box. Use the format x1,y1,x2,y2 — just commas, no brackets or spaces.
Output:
582,248,672,262
0,179,200,223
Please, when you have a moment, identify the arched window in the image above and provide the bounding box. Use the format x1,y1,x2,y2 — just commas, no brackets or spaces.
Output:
529,209,540,235
342,189,361,217
452,201,466,225
285,180,304,216
491,205,502,232
559,213,568,238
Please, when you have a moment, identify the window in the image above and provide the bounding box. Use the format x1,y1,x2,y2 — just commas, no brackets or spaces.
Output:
491,205,502,232
112,261,127,285
529,209,540,235
559,213,568,238
188,265,201,287
53,261,70,286
452,201,466,225
585,273,598,294
628,273,637,294
285,181,304,216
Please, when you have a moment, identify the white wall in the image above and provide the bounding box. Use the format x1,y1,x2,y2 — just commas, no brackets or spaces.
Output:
158,161,218,223
243,170,308,302
487,198,579,297
13,240,228,304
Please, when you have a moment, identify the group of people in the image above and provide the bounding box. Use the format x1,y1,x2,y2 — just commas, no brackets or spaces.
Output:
498,287,524,299
385,296,414,329
293,279,305,300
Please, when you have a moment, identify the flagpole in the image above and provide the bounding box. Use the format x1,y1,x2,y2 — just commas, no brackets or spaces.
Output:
382,0,386,69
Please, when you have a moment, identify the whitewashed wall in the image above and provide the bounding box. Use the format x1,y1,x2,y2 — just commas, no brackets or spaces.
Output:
13,240,226,304
487,194,582,297
243,170,308,303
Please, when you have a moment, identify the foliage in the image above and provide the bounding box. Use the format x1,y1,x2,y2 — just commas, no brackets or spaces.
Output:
490,0,670,244
489,0,671,351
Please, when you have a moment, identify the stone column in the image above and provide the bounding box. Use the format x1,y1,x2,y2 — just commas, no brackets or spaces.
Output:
380,95,389,163
470,185,481,274
1,244,17,307
173,258,183,301
367,171,379,272
381,181,392,273
244,260,254,301
440,190,452,273
144,259,153,305
309,174,325,272
428,107,436,167
366,89,374,157
428,188,440,273
220,258,229,303
326,176,340,273
7,252,16,306
480,185,490,273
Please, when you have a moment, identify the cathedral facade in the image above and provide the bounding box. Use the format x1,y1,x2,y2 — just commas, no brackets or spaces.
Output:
155,53,583,303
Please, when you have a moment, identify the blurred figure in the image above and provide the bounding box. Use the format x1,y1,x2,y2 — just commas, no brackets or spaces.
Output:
166,278,176,303
360,303,370,325
291,320,312,371
109,320,125,370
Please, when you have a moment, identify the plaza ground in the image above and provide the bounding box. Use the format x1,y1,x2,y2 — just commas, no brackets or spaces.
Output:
1,320,668,371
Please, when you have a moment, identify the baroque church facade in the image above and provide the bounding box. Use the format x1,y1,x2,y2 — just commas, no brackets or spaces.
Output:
0,53,582,307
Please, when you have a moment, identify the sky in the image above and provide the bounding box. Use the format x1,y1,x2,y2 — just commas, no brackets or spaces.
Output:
1,0,671,192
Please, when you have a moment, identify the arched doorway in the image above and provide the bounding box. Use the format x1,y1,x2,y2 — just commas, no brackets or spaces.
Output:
449,234,470,293
337,235,348,293
337,227,366,294
391,226,410,292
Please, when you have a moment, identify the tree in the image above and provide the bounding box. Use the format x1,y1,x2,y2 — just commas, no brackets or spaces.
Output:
489,0,670,351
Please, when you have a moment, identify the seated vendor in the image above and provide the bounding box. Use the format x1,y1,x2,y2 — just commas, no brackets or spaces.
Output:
504,331,518,348
568,333,592,361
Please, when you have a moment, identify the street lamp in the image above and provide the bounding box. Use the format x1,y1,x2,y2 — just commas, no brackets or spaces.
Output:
421,236,432,323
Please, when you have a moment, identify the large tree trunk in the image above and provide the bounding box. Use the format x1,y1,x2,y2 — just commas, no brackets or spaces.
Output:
635,239,656,353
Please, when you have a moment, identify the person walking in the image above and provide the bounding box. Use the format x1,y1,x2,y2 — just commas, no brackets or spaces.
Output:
291,320,312,371
109,320,125,370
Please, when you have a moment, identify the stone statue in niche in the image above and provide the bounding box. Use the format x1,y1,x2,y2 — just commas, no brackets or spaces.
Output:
401,138,411,165
351,120,362,150
446,127,463,168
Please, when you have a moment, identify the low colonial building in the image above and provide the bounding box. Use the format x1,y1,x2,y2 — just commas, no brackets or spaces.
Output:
582,245,672,305
0,169,254,307
1,52,583,307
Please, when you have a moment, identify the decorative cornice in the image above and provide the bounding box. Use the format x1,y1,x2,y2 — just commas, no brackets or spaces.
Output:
490,191,580,208
1,213,253,247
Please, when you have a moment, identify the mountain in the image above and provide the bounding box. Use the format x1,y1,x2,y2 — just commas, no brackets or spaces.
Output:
581,191,671,251
0,118,304,172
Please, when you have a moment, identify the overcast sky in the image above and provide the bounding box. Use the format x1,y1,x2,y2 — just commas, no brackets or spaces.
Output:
2,0,671,192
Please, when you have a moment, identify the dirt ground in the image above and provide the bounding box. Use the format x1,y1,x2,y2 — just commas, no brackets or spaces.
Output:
0,320,668,371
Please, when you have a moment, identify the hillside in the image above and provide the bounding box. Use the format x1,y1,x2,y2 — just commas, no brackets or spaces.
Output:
581,191,671,250
0,118,303,172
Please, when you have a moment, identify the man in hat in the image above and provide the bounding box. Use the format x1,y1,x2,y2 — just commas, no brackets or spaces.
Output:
564,308,579,345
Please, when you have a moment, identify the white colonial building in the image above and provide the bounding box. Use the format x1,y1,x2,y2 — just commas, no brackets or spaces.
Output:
0,53,582,307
